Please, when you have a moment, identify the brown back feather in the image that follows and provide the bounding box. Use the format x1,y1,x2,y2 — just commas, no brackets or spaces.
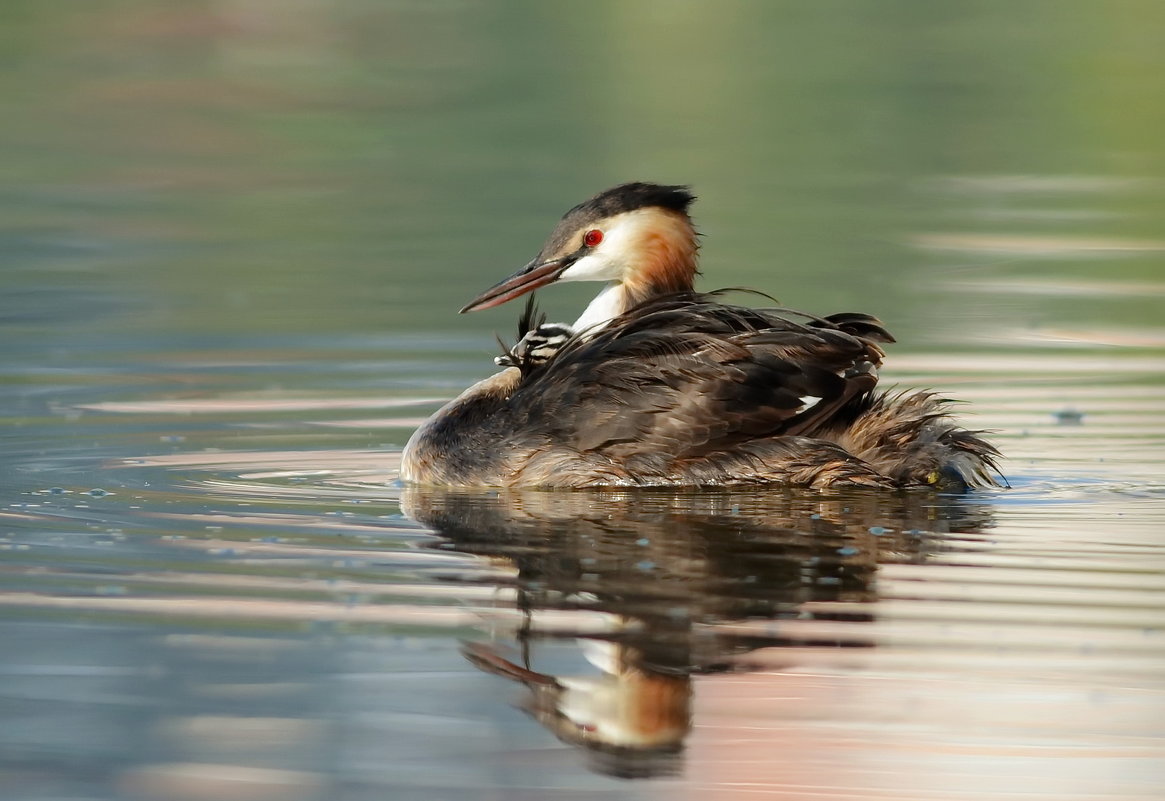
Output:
508,293,888,474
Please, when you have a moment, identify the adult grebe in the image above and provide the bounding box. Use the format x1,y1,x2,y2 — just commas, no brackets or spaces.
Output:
401,182,1001,490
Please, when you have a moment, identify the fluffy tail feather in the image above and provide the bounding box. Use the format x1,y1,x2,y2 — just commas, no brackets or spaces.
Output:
829,390,1005,491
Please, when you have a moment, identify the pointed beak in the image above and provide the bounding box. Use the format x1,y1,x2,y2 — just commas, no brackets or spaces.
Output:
460,256,572,313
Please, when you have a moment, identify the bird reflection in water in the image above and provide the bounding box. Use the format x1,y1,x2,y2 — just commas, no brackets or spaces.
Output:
403,486,993,779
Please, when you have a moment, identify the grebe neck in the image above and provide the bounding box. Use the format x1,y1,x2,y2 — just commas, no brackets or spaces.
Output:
573,283,629,333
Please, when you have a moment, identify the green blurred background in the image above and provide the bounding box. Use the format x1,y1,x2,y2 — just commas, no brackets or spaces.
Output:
3,0,1163,353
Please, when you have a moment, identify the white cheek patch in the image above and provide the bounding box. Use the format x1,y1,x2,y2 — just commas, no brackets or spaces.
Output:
557,210,654,284
560,253,617,282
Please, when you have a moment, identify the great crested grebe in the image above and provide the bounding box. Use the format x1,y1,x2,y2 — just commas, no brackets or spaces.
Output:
493,298,574,373
401,182,1001,490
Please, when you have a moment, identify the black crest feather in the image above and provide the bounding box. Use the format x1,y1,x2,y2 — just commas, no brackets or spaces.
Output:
567,182,695,220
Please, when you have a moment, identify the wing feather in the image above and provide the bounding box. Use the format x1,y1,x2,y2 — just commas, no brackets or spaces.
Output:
509,293,889,476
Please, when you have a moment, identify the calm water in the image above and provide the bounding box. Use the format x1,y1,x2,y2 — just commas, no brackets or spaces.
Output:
3,2,1165,799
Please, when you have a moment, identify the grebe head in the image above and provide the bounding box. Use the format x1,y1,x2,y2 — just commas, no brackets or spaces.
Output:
461,182,699,316
494,322,575,370
492,293,574,371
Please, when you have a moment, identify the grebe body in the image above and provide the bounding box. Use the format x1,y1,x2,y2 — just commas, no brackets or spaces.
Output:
401,183,1000,490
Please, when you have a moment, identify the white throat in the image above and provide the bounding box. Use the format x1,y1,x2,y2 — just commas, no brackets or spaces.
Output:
572,282,628,334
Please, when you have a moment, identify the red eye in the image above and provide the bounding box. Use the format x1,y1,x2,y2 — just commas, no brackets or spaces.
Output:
583,229,603,247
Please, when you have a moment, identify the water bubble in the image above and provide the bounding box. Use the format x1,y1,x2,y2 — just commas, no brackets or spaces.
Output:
86,488,111,497
868,526,888,536
837,546,860,557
